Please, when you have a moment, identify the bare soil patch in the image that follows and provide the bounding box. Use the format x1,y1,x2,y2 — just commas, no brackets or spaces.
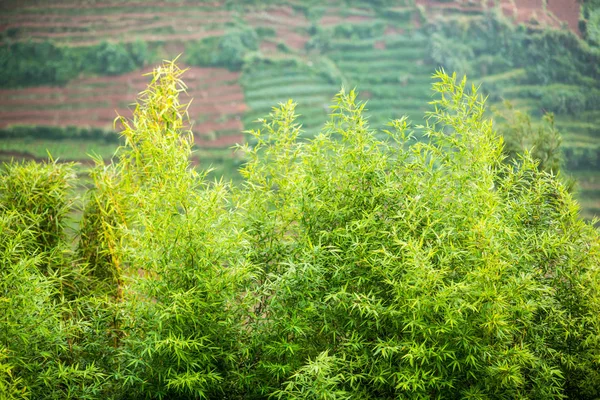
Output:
546,0,581,34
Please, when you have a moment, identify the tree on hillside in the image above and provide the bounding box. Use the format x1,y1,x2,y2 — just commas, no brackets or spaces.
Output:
494,102,562,171
493,101,577,192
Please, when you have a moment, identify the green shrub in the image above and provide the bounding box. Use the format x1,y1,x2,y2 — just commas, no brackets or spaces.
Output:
0,159,112,399
540,88,587,115
235,72,600,398
525,29,600,86
305,27,332,52
256,26,276,38
580,0,600,45
0,159,75,272
333,21,385,40
586,8,600,45
2,62,599,399
0,39,150,88
77,179,123,295
129,38,150,67
0,41,80,87
425,11,600,91
81,60,248,398
494,102,563,174
276,42,291,53
564,145,600,170
186,26,258,71
0,125,119,143
427,32,475,76
87,41,134,75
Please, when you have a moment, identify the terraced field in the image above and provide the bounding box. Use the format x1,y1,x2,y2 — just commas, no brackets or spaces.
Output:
0,64,245,161
573,171,600,220
1,0,598,219
0,2,230,45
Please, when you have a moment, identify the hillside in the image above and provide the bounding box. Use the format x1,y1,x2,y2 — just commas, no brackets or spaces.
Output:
0,0,599,219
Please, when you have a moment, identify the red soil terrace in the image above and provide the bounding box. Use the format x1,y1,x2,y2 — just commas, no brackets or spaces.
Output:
416,0,581,35
0,64,246,148
0,0,582,152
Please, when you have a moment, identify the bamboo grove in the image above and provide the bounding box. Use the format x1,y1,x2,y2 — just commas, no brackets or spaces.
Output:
1,60,599,399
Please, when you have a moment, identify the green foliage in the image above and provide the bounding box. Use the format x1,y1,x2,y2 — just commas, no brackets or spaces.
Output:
0,159,113,399
525,29,600,86
186,26,258,71
2,62,599,399
428,32,476,76
0,210,69,398
129,38,150,69
256,26,277,38
81,60,248,398
83,39,149,76
425,12,526,77
0,349,28,399
0,159,75,272
235,72,600,398
86,41,135,76
0,39,150,88
494,102,563,174
332,22,385,40
564,144,600,171
540,87,586,115
425,12,600,89
77,181,122,295
0,41,80,87
305,26,332,53
580,0,600,45
0,125,119,143
276,41,292,53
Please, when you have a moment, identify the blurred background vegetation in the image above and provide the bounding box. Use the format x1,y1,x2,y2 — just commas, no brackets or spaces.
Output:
0,0,599,220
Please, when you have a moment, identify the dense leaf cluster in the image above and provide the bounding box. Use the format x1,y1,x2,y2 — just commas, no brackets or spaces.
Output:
1,62,599,399
0,39,149,88
580,0,600,45
426,12,600,113
186,27,259,71
493,102,563,176
0,125,119,143
332,21,385,40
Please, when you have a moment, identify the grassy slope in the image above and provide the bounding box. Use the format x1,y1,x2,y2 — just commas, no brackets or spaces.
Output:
1,0,598,219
